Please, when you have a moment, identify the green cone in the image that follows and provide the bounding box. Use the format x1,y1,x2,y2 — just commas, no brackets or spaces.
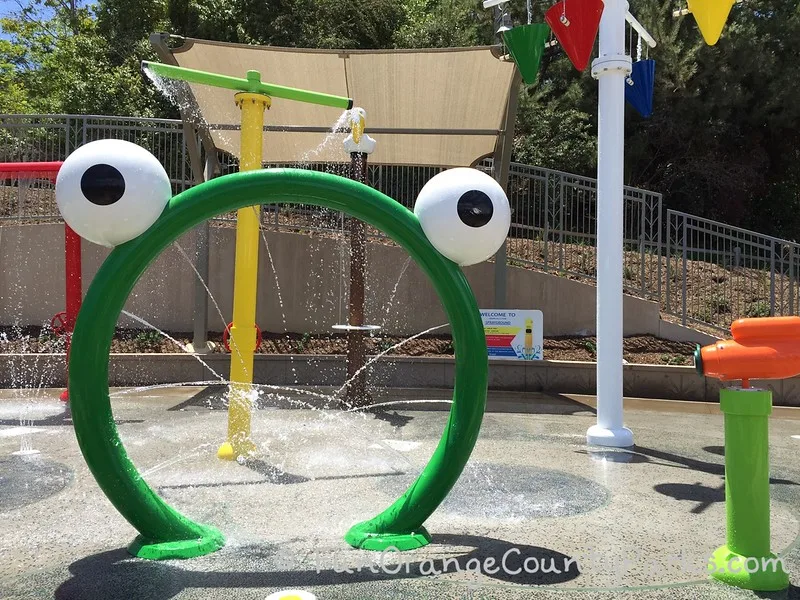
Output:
503,23,551,85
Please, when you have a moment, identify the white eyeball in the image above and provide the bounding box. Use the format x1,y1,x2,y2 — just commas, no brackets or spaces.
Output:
414,168,511,266
55,139,171,247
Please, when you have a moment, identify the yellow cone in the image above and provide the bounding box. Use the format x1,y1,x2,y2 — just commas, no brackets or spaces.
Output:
265,592,316,600
687,0,735,45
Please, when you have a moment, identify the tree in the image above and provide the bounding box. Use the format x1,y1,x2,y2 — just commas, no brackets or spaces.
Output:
624,0,800,234
0,37,32,113
394,0,493,48
95,0,168,58
0,0,164,116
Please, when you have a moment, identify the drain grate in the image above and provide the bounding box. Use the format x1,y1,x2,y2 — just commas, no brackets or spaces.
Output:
0,456,73,511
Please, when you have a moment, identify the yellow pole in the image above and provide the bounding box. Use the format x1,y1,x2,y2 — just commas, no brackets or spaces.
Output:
218,91,271,460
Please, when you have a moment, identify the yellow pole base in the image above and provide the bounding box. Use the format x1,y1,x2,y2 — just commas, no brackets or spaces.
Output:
218,379,260,460
217,438,258,461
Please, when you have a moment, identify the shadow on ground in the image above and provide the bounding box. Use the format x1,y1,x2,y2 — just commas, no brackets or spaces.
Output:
753,585,800,600
653,482,726,514
53,534,579,600
575,444,799,515
371,409,415,428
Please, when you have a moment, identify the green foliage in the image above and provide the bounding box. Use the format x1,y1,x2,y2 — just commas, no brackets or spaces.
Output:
294,332,312,353
623,265,636,281
706,293,731,315
96,0,169,57
37,330,56,344
745,300,771,318
513,37,598,175
135,330,162,348
513,99,596,174
513,0,800,239
1,0,166,116
625,0,800,236
0,0,494,116
394,0,492,48
660,353,685,366
376,338,394,354
0,40,32,113
173,0,408,48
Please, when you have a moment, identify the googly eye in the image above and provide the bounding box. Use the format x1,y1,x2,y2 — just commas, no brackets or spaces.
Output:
55,139,172,247
413,167,511,266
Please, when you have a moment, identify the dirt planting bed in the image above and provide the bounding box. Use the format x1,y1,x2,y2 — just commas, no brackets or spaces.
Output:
0,325,698,366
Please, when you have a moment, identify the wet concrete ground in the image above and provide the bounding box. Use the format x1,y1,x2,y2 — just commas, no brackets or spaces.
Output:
0,386,799,599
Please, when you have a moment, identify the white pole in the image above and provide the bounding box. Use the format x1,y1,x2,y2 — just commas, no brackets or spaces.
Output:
587,0,634,447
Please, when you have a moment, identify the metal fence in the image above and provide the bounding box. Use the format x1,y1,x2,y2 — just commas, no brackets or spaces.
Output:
17,113,795,334
180,148,667,304
495,161,663,302
0,114,191,195
665,210,800,332
0,176,59,222
216,153,447,234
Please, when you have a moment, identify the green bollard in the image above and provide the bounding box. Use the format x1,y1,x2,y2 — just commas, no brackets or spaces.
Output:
708,387,789,591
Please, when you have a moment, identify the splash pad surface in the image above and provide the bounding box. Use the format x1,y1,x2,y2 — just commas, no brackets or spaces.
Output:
1,386,799,599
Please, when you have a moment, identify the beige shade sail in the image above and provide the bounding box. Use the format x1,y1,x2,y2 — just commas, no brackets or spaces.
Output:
158,37,518,167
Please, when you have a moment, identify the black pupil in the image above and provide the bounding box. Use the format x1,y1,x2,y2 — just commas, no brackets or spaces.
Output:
80,164,125,206
457,189,493,228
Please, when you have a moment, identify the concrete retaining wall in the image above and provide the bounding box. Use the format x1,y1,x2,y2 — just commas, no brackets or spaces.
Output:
1,353,796,406
1,223,713,342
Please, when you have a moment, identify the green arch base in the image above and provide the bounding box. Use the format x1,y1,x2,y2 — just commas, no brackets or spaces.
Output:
69,168,489,559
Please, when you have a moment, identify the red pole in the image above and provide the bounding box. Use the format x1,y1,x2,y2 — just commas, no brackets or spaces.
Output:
64,225,82,332
61,223,82,402
0,161,64,176
0,162,74,401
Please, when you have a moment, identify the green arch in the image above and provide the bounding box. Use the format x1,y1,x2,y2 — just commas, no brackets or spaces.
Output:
68,168,488,560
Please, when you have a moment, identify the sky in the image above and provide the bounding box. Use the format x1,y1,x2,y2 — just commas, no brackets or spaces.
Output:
0,0,93,24
0,0,17,24
0,0,33,20
1,1,28,41
0,0,87,40
0,0,17,16
0,1,16,40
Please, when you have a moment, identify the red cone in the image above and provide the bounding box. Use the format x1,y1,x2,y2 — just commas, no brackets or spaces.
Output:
545,0,605,72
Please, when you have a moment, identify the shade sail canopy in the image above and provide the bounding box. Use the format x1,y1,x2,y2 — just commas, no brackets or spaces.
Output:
157,36,518,167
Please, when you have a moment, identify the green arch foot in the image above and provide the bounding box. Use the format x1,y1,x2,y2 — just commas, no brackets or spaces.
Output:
345,523,431,551
128,526,225,560
709,545,789,592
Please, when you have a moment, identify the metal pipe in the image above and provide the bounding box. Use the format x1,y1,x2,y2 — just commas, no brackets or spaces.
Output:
345,152,369,407
141,61,354,110
624,11,657,48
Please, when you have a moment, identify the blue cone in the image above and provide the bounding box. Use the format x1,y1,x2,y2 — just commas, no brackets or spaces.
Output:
625,59,655,118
